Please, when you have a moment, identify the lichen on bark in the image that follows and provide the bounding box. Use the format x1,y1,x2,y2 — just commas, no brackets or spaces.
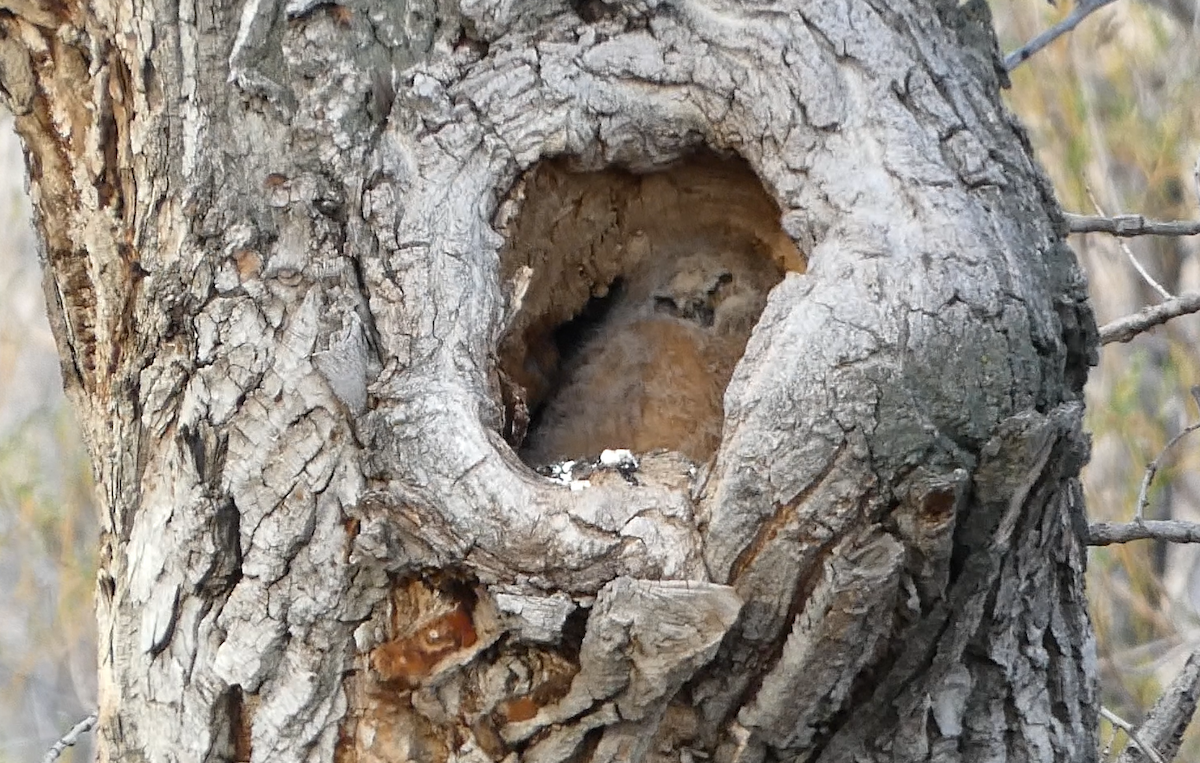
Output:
0,0,1098,761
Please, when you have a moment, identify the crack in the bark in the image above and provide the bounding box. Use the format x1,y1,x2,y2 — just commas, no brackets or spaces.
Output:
726,440,845,585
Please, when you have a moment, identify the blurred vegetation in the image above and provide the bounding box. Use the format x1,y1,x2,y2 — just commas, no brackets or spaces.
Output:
2,2,1200,761
995,0,1200,758
0,112,95,762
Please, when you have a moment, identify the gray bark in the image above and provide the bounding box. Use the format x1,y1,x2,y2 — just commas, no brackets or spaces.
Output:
0,0,1099,761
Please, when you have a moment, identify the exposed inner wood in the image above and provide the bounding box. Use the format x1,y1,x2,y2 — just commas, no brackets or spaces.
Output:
496,154,806,465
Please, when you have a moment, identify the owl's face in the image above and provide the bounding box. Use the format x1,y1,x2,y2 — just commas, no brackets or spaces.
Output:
518,236,784,465
652,263,733,327
637,246,778,337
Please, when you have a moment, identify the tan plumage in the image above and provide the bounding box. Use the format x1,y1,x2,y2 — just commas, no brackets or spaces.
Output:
521,239,780,464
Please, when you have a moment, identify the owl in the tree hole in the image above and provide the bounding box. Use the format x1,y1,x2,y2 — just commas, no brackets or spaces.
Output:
521,235,783,464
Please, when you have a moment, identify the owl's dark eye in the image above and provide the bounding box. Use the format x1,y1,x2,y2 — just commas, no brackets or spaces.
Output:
691,304,715,327
709,270,733,294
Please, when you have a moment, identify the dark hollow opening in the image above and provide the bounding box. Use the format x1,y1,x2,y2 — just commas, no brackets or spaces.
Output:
495,154,805,467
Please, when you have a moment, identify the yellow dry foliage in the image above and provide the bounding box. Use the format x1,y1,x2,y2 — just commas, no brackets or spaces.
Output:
0,113,96,763
996,1,1200,758
4,3,1200,759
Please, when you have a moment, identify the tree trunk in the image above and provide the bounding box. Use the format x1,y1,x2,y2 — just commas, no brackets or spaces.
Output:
0,0,1099,761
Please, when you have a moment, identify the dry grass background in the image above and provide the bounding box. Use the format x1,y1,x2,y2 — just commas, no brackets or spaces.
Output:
2,2,1200,759
994,2,1200,757
0,112,96,762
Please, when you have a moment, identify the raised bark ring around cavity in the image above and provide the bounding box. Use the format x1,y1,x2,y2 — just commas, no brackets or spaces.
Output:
357,7,1068,596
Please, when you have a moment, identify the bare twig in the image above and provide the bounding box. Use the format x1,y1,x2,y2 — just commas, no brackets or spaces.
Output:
1090,390,1200,542
1104,634,1191,674
1004,0,1122,71
1103,720,1121,760
1134,419,1200,521
1067,213,1200,237
1099,292,1200,345
1192,156,1200,210
1090,519,1200,545
1088,188,1173,300
1102,706,1167,763
1115,646,1200,763
42,712,97,763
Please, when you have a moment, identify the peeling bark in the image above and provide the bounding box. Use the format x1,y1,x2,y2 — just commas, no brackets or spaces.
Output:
1,0,1099,761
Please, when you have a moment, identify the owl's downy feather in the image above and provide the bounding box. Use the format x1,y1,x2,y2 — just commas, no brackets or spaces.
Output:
521,236,780,464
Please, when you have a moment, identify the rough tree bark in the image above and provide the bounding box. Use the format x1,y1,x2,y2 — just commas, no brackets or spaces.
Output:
0,0,1099,761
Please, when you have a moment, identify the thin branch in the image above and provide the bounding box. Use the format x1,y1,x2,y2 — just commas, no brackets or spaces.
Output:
41,712,97,763
1088,188,1173,300
1103,706,1167,763
1067,213,1200,237
1116,646,1200,763
1004,0,1122,71
1099,292,1200,345
1192,155,1200,211
1103,634,1193,681
1090,520,1200,546
1103,720,1121,760
1135,420,1200,521
1089,391,1200,543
